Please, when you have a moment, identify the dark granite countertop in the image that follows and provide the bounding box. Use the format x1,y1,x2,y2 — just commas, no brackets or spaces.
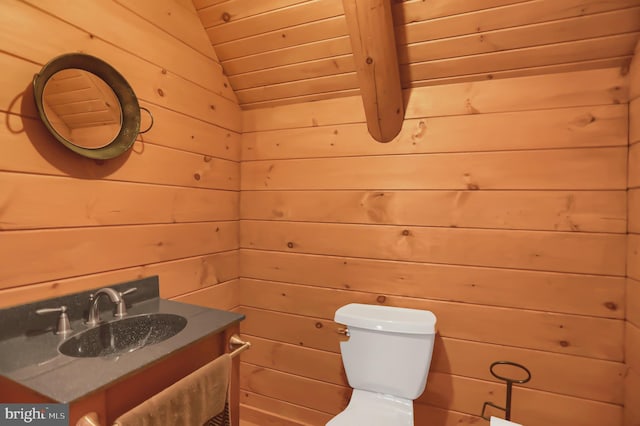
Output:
0,277,244,403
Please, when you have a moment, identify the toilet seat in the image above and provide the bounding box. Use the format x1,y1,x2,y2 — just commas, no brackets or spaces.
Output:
326,389,414,426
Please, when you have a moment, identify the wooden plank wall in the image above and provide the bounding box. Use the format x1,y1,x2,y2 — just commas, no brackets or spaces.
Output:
626,42,640,426
0,0,241,313
239,67,630,425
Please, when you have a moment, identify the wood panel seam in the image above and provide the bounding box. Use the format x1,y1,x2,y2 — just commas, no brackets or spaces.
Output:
237,274,623,318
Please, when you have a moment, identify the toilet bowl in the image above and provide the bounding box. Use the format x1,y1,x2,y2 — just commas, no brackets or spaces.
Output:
327,303,437,426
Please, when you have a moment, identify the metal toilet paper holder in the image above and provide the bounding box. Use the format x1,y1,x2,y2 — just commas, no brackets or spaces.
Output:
481,361,531,422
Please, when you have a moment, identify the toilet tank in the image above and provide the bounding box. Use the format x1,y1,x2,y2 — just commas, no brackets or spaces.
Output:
335,304,437,400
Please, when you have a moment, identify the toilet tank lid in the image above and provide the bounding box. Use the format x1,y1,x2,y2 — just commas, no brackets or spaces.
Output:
335,304,436,334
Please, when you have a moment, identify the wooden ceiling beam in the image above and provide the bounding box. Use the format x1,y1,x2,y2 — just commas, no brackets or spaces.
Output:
342,0,404,142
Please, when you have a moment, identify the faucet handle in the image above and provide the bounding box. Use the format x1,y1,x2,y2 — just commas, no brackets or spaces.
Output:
120,287,137,297
36,305,72,336
115,287,137,318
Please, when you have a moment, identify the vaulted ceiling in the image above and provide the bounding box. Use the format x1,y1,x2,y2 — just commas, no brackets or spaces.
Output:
193,0,640,110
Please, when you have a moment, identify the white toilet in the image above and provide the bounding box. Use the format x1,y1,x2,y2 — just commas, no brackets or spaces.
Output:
327,303,437,426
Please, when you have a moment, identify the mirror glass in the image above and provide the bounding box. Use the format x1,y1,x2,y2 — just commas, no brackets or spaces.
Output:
42,69,123,149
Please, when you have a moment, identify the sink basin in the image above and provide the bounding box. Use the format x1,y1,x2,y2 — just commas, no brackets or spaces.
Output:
59,313,187,358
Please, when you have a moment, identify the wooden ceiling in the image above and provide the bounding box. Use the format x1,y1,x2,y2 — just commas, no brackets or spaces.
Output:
193,0,640,110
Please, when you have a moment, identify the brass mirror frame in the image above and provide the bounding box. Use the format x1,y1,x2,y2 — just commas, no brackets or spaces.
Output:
33,53,141,160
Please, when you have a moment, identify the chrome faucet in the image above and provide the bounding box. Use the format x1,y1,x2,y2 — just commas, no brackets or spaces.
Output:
86,287,137,326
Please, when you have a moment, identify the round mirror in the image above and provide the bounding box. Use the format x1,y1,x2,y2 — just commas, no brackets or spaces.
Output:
42,68,123,149
33,53,152,160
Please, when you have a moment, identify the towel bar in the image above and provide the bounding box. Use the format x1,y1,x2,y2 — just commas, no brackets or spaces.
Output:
229,334,251,358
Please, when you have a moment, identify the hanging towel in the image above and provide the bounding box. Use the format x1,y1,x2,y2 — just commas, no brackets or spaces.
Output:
76,412,101,426
113,353,231,426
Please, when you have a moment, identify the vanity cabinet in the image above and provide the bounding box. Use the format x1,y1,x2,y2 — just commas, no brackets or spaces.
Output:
0,277,243,426
0,324,239,426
